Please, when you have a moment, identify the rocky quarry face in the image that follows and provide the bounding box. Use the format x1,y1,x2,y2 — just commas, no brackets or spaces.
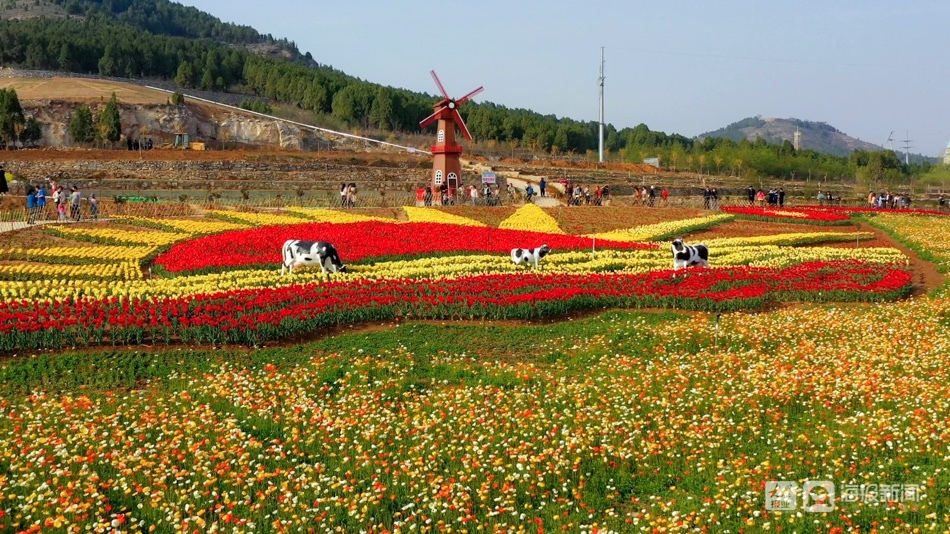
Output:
26,101,320,150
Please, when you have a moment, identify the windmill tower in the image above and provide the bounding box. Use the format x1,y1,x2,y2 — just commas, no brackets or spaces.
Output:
943,138,950,165
419,70,483,205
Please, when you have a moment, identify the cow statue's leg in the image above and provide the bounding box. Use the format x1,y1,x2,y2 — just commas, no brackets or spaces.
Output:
281,241,291,276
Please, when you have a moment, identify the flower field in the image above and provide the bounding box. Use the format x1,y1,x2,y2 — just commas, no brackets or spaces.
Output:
2,204,948,533
721,206,852,225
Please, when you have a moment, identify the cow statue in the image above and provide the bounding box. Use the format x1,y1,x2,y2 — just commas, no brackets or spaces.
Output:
671,238,709,271
511,244,551,269
281,240,347,276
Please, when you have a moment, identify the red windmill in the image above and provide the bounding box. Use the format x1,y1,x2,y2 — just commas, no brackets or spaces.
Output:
419,70,483,205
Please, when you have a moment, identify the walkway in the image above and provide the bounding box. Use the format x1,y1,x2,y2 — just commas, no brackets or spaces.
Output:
0,219,95,233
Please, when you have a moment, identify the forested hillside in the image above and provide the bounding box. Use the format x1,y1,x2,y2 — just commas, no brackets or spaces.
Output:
0,0,940,184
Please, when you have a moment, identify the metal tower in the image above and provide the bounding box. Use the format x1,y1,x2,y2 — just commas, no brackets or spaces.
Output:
598,47,605,163
902,131,912,165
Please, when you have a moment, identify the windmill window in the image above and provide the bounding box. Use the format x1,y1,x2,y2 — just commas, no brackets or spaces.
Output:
437,129,445,143
434,170,443,185
447,172,458,183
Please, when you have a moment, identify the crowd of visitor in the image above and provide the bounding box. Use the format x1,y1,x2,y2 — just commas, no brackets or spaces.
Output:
23,178,98,225
868,191,912,209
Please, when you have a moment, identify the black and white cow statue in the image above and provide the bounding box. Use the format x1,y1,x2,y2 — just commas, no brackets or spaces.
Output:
511,244,551,269
281,240,347,276
671,238,709,271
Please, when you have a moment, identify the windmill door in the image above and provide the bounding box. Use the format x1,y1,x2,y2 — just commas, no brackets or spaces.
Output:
447,172,459,203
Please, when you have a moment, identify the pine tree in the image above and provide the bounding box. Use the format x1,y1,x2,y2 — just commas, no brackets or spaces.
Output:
96,92,122,147
0,89,26,148
68,105,95,146
175,61,194,88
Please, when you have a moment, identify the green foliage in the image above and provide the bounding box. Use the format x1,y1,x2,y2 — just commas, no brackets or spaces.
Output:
22,116,42,146
95,91,122,146
68,104,95,145
0,88,25,147
170,91,184,105
49,0,273,45
0,310,686,396
239,99,273,115
174,60,194,88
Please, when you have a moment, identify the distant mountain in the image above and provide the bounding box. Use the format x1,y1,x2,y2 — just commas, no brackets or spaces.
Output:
697,117,938,164
696,116,887,157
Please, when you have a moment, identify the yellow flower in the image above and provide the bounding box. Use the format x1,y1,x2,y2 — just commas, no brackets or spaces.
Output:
499,204,564,234
403,207,485,226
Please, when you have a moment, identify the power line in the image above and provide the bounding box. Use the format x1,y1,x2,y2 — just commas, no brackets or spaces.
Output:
603,45,870,68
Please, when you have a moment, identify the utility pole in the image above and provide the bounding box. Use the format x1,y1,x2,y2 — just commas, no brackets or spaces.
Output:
902,131,912,165
598,47,605,164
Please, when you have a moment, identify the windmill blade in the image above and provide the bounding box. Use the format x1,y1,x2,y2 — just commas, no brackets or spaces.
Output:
430,70,449,99
451,108,473,140
419,107,444,129
456,86,484,106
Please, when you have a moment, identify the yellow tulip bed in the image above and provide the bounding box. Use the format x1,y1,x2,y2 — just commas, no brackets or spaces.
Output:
0,245,158,264
0,262,141,282
404,206,486,226
498,203,566,233
284,207,397,224
704,231,875,247
589,213,734,242
206,209,311,226
114,215,249,234
46,226,185,246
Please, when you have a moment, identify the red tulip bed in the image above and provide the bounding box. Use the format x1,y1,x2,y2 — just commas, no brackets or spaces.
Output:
798,205,950,217
721,205,852,224
155,221,657,273
0,261,911,350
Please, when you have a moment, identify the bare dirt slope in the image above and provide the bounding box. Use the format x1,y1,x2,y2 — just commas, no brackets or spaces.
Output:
0,77,171,105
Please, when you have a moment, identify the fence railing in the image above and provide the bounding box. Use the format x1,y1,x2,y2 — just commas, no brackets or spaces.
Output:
2,193,948,228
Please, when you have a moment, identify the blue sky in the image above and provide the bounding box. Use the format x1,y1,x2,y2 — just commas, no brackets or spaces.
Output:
181,0,950,157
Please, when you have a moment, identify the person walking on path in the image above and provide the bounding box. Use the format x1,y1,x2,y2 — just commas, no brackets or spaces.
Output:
56,186,66,221
35,184,47,220
69,186,82,221
25,184,37,225
539,177,546,197
89,194,99,220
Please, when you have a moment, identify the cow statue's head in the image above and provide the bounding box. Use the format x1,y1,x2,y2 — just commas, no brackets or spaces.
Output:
671,238,685,253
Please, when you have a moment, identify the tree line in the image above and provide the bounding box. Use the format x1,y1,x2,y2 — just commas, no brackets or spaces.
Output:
49,0,274,45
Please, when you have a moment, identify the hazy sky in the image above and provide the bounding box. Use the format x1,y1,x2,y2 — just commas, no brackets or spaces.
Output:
180,0,950,157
